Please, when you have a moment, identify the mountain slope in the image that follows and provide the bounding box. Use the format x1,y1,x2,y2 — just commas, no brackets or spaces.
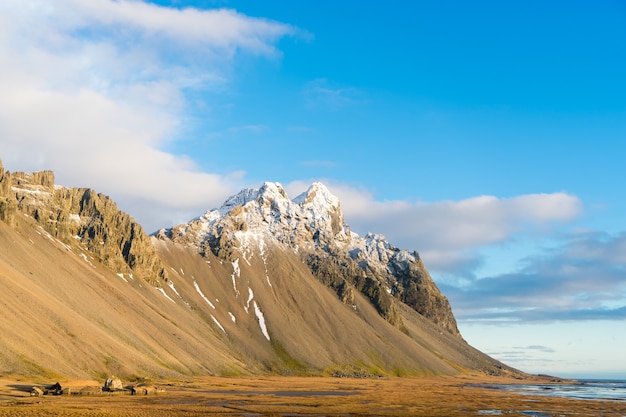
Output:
154,233,511,377
154,181,515,376
0,217,244,378
0,160,521,379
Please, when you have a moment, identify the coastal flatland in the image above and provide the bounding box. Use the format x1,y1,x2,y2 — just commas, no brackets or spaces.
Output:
0,375,624,416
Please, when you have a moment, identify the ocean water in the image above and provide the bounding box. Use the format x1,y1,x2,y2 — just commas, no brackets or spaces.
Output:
488,379,626,401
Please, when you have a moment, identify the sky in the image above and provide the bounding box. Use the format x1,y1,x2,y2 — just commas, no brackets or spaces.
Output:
1,0,625,378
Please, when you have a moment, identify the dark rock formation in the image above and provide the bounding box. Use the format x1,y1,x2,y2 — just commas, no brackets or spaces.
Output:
45,187,168,286
0,159,167,286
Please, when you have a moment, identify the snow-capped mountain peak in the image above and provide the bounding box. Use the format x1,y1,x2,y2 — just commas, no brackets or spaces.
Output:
156,182,461,338
294,182,340,212
188,182,344,240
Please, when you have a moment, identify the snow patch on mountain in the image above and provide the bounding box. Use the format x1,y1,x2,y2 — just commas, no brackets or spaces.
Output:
79,253,96,268
245,287,254,314
157,287,176,304
211,315,226,334
168,280,181,298
194,280,215,309
231,258,240,296
257,234,272,287
253,300,270,341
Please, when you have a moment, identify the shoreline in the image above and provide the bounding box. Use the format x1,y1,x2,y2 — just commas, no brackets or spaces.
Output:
0,374,624,416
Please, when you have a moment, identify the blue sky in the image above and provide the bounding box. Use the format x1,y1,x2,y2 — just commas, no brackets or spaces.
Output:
1,0,625,378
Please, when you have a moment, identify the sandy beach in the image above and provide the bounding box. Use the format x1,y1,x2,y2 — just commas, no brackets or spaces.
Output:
0,374,624,416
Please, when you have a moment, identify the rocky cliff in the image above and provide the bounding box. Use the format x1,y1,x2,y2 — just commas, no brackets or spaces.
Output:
0,160,167,286
0,160,17,226
156,182,461,338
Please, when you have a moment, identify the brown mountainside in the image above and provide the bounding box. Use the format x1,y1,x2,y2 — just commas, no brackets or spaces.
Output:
0,161,521,379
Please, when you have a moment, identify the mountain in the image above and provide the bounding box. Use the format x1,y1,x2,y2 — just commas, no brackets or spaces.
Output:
0,160,521,379
155,181,460,337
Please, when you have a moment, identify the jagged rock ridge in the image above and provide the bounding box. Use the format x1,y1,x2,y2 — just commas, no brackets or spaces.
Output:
0,161,167,286
156,181,461,337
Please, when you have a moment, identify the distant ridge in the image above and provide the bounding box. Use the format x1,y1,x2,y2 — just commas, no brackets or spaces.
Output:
0,159,522,379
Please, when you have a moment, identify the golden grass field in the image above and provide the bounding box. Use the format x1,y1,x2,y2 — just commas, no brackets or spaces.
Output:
0,374,624,416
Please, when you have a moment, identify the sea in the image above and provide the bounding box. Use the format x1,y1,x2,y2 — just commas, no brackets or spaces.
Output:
485,379,626,401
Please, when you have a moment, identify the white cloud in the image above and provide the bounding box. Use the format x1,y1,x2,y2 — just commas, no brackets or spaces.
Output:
2,1,294,55
440,230,626,324
338,185,582,249
282,184,621,328
0,0,295,231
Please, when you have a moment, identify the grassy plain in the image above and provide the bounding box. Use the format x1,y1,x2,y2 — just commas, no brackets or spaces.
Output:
0,374,624,416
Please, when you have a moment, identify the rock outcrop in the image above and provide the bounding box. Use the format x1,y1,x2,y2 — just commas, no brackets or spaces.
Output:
157,182,461,337
0,161,17,226
0,159,167,286
103,376,124,391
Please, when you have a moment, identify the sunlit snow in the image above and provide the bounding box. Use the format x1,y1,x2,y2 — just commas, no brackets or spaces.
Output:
235,231,255,266
79,253,96,268
193,280,215,309
244,287,254,314
231,258,240,296
157,287,176,304
258,236,272,287
11,186,50,196
211,314,226,333
253,300,270,341
168,280,181,298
